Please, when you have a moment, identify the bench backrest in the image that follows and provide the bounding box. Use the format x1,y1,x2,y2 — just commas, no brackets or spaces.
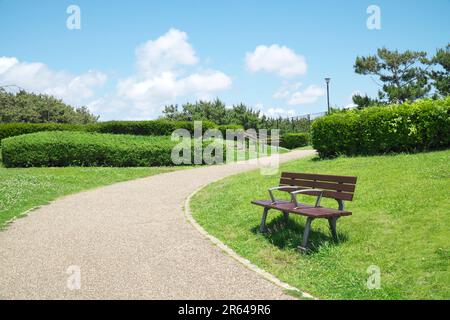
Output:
279,172,357,201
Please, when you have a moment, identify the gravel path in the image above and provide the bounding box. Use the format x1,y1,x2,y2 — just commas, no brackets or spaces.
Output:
0,150,315,299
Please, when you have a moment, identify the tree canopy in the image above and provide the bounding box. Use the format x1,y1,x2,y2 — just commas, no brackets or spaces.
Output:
0,89,98,124
354,47,430,104
430,44,450,98
353,45,449,107
162,99,311,133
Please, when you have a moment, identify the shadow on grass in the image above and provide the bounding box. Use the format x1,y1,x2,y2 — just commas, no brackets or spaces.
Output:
251,215,348,254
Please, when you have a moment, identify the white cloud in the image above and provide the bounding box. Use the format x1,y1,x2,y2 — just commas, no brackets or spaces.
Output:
117,70,231,104
0,57,18,74
255,103,296,118
274,82,325,105
0,56,106,106
86,95,140,120
245,45,307,78
287,84,325,105
110,28,232,118
273,82,302,99
135,28,198,76
180,70,232,99
265,107,296,118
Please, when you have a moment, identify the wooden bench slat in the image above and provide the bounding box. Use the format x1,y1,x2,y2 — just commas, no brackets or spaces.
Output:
279,178,356,193
251,200,352,218
278,185,355,201
297,207,352,218
276,186,354,201
319,190,354,201
281,172,357,184
277,186,322,196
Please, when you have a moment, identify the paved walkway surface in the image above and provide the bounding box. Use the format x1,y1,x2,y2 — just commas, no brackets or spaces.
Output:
0,150,315,299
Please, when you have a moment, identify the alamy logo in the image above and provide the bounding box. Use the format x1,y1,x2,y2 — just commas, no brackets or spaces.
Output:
367,5,381,30
170,121,280,175
66,5,81,30
66,265,81,290
366,265,381,289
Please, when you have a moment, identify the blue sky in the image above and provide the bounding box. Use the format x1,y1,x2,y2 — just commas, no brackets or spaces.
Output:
0,0,449,120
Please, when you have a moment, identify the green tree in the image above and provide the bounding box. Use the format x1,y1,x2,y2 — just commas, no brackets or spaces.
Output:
351,94,379,109
161,98,311,133
0,89,98,124
162,104,181,120
354,48,430,103
429,44,450,97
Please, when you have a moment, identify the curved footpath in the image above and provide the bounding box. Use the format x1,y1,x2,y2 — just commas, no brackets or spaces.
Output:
0,150,315,299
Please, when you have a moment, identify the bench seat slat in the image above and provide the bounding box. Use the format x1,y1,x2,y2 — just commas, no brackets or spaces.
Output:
251,200,352,218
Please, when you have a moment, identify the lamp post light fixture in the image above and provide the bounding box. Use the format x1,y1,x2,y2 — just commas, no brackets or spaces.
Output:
325,77,331,114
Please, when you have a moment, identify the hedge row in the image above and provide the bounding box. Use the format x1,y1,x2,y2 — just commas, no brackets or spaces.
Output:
311,98,450,157
280,133,310,149
93,120,218,136
0,120,224,141
217,124,244,136
0,123,86,141
0,131,225,168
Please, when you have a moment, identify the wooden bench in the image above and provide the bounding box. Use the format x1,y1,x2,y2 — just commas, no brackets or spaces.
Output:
251,172,357,251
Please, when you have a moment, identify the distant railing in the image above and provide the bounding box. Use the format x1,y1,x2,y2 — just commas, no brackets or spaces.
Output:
289,105,359,122
289,111,327,122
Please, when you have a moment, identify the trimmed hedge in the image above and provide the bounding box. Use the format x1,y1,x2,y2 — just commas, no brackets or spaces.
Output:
93,120,217,136
1,131,224,168
217,124,244,136
0,120,218,141
0,123,87,141
280,133,310,149
311,98,450,157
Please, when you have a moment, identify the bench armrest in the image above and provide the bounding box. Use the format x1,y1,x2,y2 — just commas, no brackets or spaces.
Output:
290,188,324,208
268,186,298,203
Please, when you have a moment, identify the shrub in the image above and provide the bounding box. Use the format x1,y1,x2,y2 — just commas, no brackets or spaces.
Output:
0,123,88,141
280,133,310,149
93,120,216,136
217,124,244,136
172,120,218,134
1,131,223,168
311,97,450,157
0,120,218,141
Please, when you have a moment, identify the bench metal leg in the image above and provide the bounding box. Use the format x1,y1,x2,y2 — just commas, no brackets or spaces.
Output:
328,217,339,242
299,217,314,252
259,207,269,233
283,211,289,222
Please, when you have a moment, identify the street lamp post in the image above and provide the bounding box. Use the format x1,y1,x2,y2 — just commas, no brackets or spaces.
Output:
325,77,331,114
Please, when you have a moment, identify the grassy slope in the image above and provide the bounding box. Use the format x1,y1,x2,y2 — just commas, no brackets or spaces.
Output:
0,165,181,228
191,150,450,299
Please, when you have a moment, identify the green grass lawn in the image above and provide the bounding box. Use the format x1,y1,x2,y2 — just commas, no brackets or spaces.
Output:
0,164,181,228
191,150,450,299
